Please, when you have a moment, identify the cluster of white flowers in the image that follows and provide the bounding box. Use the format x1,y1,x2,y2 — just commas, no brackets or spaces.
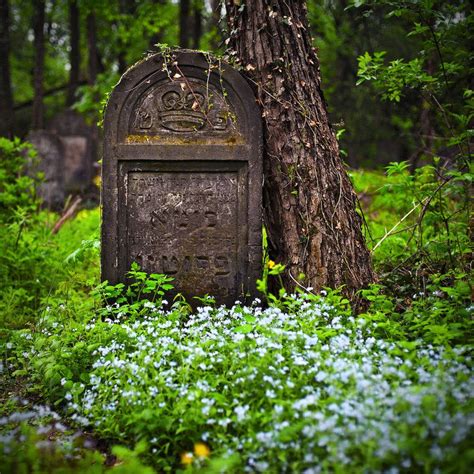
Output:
57,294,472,471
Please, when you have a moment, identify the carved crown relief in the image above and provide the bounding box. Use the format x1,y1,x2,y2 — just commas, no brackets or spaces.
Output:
130,78,235,135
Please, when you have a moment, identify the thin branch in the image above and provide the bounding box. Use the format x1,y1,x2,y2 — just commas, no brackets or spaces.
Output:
372,199,426,252
51,196,82,234
14,80,87,111
288,271,317,297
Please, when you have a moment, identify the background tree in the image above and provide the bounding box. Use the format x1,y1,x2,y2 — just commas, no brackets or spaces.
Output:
307,0,418,167
225,0,375,296
179,0,190,47
86,9,100,86
66,0,80,106
0,0,13,137
208,0,222,50
354,0,472,170
32,0,45,129
148,0,167,50
192,0,203,49
3,0,469,173
117,0,136,74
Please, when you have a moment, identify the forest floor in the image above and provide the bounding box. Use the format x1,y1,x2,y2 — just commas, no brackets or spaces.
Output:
1,168,472,473
0,370,118,469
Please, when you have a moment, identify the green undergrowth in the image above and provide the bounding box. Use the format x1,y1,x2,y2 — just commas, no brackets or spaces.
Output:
4,270,473,472
1,137,473,472
0,138,100,331
0,401,153,473
350,162,472,299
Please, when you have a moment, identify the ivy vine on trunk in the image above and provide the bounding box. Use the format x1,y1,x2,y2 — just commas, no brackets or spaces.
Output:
225,0,375,298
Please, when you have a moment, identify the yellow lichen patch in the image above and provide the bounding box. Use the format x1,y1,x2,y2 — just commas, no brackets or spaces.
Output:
125,134,244,146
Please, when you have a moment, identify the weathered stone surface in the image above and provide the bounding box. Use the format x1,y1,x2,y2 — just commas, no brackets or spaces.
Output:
26,130,65,210
48,110,93,193
102,51,262,305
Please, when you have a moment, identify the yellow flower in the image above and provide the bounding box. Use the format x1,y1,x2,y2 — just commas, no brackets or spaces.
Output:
267,260,276,269
180,452,193,465
93,174,101,188
194,442,211,458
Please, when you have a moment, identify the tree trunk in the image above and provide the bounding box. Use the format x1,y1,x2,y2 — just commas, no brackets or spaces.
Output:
209,0,221,51
86,11,98,85
411,57,435,172
66,0,80,106
225,0,375,298
32,0,45,129
179,0,190,48
148,0,166,51
117,0,136,74
86,10,99,187
0,0,13,137
192,0,202,49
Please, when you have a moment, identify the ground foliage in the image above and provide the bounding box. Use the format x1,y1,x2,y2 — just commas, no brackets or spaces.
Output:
6,284,473,472
0,137,472,472
0,138,100,331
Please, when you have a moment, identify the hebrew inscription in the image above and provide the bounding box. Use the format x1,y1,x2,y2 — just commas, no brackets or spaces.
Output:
131,79,234,135
126,171,239,300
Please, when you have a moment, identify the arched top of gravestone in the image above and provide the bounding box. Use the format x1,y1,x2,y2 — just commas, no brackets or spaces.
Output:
104,50,261,148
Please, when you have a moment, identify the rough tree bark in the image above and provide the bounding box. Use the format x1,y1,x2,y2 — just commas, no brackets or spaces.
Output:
0,0,13,137
225,0,375,297
179,0,190,48
66,0,80,106
32,0,45,129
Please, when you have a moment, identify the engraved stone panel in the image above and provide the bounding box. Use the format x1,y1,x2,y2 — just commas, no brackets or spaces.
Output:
123,167,243,301
102,51,262,305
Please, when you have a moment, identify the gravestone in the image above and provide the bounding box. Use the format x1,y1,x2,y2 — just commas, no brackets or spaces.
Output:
26,130,65,210
102,51,262,305
48,110,94,193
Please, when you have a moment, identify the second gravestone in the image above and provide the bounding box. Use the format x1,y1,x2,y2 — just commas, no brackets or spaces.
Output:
102,51,262,305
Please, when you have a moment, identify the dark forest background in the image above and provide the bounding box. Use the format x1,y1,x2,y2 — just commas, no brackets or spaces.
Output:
1,0,471,171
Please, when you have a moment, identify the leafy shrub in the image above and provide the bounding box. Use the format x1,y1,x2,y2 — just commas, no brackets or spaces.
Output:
0,207,100,330
351,0,472,321
0,137,100,330
0,137,40,223
351,162,472,313
352,164,471,272
92,262,175,321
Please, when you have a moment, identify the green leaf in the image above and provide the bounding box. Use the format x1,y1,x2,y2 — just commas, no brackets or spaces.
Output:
234,324,254,334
